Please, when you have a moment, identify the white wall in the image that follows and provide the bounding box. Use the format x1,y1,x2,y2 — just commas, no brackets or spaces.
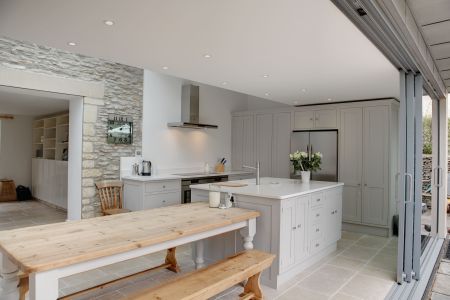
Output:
142,70,284,173
247,95,290,110
0,115,33,187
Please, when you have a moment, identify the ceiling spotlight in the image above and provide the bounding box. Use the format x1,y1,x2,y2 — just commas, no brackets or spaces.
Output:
67,42,77,46
104,20,115,26
222,81,228,85
262,74,269,78
162,66,169,70
328,98,332,101
301,88,307,93
265,92,270,96
203,53,212,59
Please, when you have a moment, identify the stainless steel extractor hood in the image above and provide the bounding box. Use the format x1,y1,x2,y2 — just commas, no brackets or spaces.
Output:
167,85,218,129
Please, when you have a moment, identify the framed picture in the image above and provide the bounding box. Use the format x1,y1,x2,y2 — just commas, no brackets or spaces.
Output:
107,115,133,144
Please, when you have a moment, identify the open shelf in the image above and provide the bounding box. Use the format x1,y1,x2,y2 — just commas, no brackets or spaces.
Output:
33,112,69,161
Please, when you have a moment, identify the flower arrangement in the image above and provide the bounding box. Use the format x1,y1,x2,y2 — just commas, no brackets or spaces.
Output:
289,150,323,172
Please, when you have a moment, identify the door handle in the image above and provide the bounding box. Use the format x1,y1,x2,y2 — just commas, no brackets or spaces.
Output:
435,167,443,187
404,173,413,204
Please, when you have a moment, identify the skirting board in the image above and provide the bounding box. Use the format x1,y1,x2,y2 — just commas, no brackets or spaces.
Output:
343,222,390,237
34,197,67,213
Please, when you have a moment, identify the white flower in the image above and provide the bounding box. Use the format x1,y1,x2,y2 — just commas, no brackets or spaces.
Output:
300,151,308,158
289,153,293,160
315,152,322,158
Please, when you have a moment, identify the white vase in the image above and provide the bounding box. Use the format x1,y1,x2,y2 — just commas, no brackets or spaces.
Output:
301,171,311,183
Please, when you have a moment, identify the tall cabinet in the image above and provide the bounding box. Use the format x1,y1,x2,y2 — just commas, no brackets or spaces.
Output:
232,111,291,178
339,103,397,235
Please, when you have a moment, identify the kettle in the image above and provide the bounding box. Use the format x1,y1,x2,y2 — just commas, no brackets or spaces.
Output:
141,160,152,176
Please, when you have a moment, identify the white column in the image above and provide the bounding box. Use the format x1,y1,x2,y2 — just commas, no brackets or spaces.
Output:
240,218,256,250
0,252,19,300
194,240,205,269
29,270,58,300
438,96,448,238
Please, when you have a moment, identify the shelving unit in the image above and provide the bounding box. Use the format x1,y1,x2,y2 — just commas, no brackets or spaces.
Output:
33,113,69,161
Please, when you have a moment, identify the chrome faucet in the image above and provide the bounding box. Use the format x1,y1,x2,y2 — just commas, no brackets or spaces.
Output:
243,161,260,185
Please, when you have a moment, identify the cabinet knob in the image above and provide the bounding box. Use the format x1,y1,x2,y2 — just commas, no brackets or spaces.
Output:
315,243,320,247
316,198,320,202
335,210,338,213
357,183,361,186
316,228,320,232
331,211,335,215
162,200,166,203
292,227,297,230
316,213,320,217
364,184,367,187
163,185,166,188
310,118,313,121
297,224,301,228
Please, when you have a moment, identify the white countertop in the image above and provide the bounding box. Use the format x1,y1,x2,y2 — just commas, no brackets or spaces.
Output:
122,170,254,181
190,177,344,199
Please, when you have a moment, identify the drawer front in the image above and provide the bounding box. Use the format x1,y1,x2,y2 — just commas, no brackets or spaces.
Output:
310,192,324,207
143,191,181,209
145,180,180,193
310,238,325,253
310,206,324,224
310,223,324,240
314,109,337,128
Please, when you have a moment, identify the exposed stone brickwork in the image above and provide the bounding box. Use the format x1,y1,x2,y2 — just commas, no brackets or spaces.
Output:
0,36,143,218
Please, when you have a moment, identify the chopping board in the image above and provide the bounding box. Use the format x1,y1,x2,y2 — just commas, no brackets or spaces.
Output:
214,182,248,187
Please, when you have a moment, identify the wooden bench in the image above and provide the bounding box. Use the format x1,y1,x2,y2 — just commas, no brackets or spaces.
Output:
129,250,275,300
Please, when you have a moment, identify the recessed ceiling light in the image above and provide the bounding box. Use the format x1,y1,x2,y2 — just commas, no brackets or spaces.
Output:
67,42,77,46
301,88,307,93
162,66,169,70
262,74,269,78
265,92,270,96
203,54,212,59
328,98,332,101
104,20,115,26
221,81,228,85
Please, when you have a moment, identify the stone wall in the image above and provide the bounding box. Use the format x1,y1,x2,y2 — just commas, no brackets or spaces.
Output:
0,36,143,218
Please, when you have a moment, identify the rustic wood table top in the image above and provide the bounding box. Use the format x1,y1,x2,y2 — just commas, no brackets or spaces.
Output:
0,203,260,273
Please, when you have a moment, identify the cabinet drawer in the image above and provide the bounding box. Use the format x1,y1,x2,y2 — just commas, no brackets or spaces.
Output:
310,223,324,239
310,206,324,224
145,180,180,193
310,238,325,253
310,192,324,207
143,191,181,209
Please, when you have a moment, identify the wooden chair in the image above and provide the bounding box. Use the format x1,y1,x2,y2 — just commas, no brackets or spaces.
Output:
95,180,131,215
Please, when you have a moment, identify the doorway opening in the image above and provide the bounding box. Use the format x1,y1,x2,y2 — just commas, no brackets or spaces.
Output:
0,85,82,229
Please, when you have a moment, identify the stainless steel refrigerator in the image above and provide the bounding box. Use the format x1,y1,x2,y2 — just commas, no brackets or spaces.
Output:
290,130,338,181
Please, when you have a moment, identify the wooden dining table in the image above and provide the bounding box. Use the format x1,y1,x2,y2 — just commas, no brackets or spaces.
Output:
0,202,260,300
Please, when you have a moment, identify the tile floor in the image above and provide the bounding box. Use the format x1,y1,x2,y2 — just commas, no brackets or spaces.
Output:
0,201,397,299
0,200,66,230
428,240,450,300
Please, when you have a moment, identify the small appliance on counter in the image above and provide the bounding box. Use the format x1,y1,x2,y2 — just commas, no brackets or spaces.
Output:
141,160,152,176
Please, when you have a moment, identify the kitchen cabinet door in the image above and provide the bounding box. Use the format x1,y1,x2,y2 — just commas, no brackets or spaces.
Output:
280,199,296,271
143,191,181,209
339,107,363,223
324,188,342,243
293,111,314,130
295,196,309,263
256,113,273,177
231,115,254,170
314,109,337,128
272,112,291,178
362,106,389,226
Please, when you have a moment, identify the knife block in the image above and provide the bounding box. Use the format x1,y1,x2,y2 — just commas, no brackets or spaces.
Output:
214,164,225,173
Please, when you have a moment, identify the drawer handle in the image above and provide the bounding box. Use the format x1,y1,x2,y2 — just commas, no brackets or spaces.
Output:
316,243,320,247
316,228,320,232
316,198,320,202
292,227,297,230
297,224,301,228
162,185,166,188
316,213,320,217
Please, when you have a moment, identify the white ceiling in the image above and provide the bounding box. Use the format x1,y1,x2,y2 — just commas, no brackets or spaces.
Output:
0,0,400,105
407,0,450,89
0,86,70,116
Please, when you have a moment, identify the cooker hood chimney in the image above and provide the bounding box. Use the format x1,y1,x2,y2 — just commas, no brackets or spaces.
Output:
167,85,218,129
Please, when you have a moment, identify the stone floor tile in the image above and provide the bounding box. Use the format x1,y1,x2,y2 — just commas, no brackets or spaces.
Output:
438,262,450,276
431,292,450,300
433,274,450,296
340,274,395,300
278,286,329,300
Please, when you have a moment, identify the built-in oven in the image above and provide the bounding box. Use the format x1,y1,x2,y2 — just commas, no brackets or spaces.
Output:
181,175,228,203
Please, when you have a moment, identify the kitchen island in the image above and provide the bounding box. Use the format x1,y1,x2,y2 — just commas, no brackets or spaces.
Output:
190,177,343,289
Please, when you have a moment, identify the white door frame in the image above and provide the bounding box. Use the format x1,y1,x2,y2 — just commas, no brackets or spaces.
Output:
0,66,105,220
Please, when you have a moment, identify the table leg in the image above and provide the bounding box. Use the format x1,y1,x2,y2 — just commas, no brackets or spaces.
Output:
240,218,256,250
0,251,19,300
29,270,58,300
195,240,205,269
165,247,180,273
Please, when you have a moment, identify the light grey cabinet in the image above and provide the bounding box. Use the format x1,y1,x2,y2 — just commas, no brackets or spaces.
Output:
293,109,338,130
293,111,314,129
255,113,273,177
362,106,389,226
123,179,181,211
339,108,363,223
231,115,254,170
340,104,393,231
272,112,291,178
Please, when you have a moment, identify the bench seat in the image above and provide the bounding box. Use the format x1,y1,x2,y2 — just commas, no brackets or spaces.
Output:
129,250,275,300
